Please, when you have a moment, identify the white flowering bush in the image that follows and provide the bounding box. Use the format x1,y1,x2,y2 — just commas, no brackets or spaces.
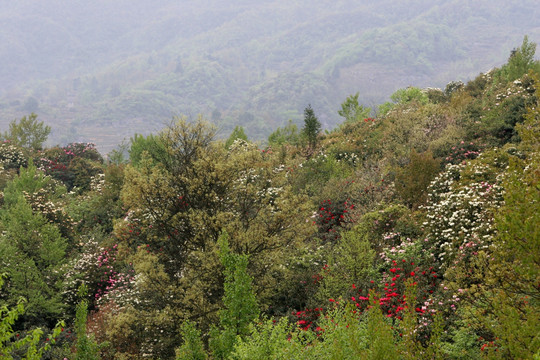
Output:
335,151,360,166
422,154,505,271
63,238,135,308
227,138,256,152
22,187,76,239
0,142,27,170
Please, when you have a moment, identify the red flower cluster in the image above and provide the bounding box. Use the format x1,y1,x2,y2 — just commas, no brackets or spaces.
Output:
353,259,441,320
292,308,323,331
315,199,354,242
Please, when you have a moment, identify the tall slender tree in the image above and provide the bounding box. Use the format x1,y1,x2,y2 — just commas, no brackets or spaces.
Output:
302,104,321,149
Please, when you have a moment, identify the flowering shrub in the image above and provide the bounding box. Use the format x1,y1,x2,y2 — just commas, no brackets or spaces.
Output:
334,151,360,167
314,198,354,242
22,187,75,239
63,238,135,308
37,142,103,190
0,141,27,170
441,140,483,165
371,242,449,341
422,159,504,269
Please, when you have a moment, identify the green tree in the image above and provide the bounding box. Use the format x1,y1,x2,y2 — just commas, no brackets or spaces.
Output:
210,232,259,359
176,321,207,360
338,93,371,124
315,229,375,305
74,285,100,360
502,35,540,82
0,200,66,328
128,133,167,167
225,126,248,149
395,150,440,209
267,120,299,146
109,117,313,357
378,87,429,116
0,275,64,360
1,113,50,151
0,164,67,327
476,72,540,358
302,104,321,149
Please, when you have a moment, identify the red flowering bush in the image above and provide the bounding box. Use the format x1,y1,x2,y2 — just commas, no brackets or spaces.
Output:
315,198,354,242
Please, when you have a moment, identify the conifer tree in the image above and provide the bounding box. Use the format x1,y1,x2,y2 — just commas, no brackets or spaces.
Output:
302,104,321,149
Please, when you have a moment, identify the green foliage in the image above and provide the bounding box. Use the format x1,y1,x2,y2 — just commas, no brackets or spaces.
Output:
67,164,124,234
338,93,371,124
233,302,394,360
379,87,429,116
499,35,540,82
0,275,64,360
38,143,104,190
440,326,482,360
474,74,540,358
234,287,452,359
176,321,207,360
231,317,298,359
314,229,375,304
210,232,259,359
302,104,321,149
391,87,429,105
267,120,299,146
480,73,537,145
355,204,418,253
291,154,351,198
2,161,53,207
0,199,67,327
225,126,248,149
399,281,420,359
128,133,168,167
395,150,440,209
74,285,100,360
378,102,458,167
0,163,67,327
1,113,50,151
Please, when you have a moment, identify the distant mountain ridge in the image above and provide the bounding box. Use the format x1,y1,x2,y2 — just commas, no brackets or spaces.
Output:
0,0,538,152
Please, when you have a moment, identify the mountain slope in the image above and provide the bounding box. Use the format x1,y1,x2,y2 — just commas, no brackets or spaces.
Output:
0,0,538,152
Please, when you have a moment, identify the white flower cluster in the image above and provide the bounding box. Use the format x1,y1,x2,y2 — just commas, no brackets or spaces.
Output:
0,142,26,170
90,173,106,193
228,138,256,152
379,235,421,263
422,162,504,267
494,77,535,106
335,152,360,166
256,186,283,208
236,168,260,185
273,164,285,173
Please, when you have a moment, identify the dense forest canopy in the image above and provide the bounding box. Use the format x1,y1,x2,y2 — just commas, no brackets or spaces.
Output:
0,1,539,151
0,36,538,359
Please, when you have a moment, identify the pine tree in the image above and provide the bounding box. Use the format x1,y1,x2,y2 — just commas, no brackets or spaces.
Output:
302,104,321,149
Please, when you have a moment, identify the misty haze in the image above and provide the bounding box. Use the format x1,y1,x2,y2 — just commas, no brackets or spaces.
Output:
0,0,538,152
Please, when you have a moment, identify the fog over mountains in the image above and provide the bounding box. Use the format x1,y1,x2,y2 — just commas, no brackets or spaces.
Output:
1,0,539,152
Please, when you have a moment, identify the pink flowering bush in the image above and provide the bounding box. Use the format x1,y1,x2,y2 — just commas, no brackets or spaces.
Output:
63,238,135,309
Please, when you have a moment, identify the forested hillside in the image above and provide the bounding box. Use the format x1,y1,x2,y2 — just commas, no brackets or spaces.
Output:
0,1,539,151
0,37,538,359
